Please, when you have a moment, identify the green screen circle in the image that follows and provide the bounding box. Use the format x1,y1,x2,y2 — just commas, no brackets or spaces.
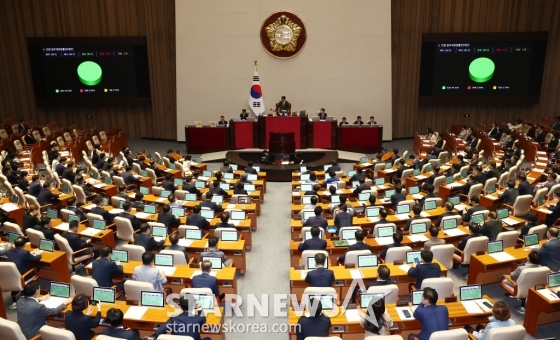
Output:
469,57,495,83
77,61,102,86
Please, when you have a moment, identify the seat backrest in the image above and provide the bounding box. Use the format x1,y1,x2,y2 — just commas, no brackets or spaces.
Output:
0,317,27,340
366,284,399,304
527,224,547,240
532,188,548,205
438,151,449,162
111,195,126,207
33,130,42,140
467,183,483,201
112,176,125,188
63,132,72,142
71,275,98,297
496,231,519,248
60,208,75,222
124,280,154,302
0,262,24,291
72,185,87,205
401,169,414,183
160,250,187,265
306,338,342,340
54,234,79,265
86,212,104,227
548,183,560,199
430,244,455,270
114,216,135,243
432,176,446,193
301,226,325,240
345,250,372,264
397,200,415,211
424,197,442,208
122,244,145,262
40,325,76,340
194,121,203,127
497,172,509,189
178,225,200,238
373,223,397,238
373,163,385,177
385,246,413,263
512,195,533,216
461,236,489,264
429,328,468,340
515,267,550,299
24,194,40,208
4,222,24,236
485,325,526,340
301,250,329,268
483,177,497,192
26,228,45,247
421,277,454,298
132,162,142,175
151,186,163,197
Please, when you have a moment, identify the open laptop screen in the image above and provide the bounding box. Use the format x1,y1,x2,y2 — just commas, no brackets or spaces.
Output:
411,222,427,235
141,291,165,307
111,249,128,263
93,287,116,303
39,239,55,252
523,233,539,247
411,290,423,305
154,254,173,267
460,285,482,301
202,256,223,269
487,240,503,254
358,254,378,268
50,282,70,298
185,229,202,240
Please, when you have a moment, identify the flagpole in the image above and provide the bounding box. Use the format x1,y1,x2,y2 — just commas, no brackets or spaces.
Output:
254,59,257,71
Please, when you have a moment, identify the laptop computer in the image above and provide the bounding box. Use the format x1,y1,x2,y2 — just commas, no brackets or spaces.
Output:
496,208,509,220
307,257,328,269
224,172,234,180
192,294,214,310
174,178,183,186
331,195,340,204
196,157,202,163
302,211,315,222
92,172,99,180
230,164,238,171
537,195,546,207
302,195,314,205
202,256,223,269
118,200,126,209
442,218,457,230
384,189,395,199
300,166,307,173
219,183,229,191
46,209,57,219
231,210,246,221
426,164,433,172
446,176,453,185
93,287,116,303
461,171,468,179
247,174,257,181
185,229,202,240
160,190,171,198
143,204,156,214
304,229,323,241
377,226,394,238
195,181,206,189
348,170,357,178
39,239,55,252
359,157,367,163
448,196,460,205
68,214,80,223
406,251,422,264
307,295,335,311
104,177,112,185
49,282,71,305
410,222,428,235
300,174,310,181
253,166,260,173
423,200,437,211
152,226,167,242
358,254,378,268
139,186,149,195
300,184,313,192
459,284,482,301
548,272,560,292
154,253,173,267
471,213,485,224
352,181,360,189
168,163,176,170
374,178,385,186
201,209,214,220
61,184,70,195
487,185,496,194
141,291,165,308
93,219,106,230
360,292,385,309
358,192,371,202
184,193,197,202
366,206,381,218
396,204,410,215
141,170,148,177
171,207,185,217
340,229,357,241
111,249,128,263
8,232,19,244
221,230,238,241
413,169,421,176
487,240,503,254
245,184,256,192
408,186,420,195
523,233,539,248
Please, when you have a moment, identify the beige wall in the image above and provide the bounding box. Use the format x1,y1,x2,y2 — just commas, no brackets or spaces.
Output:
176,0,392,141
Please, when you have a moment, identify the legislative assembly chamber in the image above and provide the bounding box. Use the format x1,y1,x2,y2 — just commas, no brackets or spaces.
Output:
0,1,559,340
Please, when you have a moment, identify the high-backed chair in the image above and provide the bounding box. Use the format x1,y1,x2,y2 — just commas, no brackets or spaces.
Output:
121,244,145,262
373,223,397,238
0,262,39,308
526,224,547,240
86,213,105,227
461,184,483,203
151,186,164,197
532,188,548,206
71,275,98,298
483,177,497,194
428,329,467,340
430,244,455,270
26,228,45,247
72,185,87,205
385,246,412,263
39,325,76,340
373,163,385,177
423,198,442,209
344,250,372,265
25,194,51,211
420,278,453,298
124,280,154,303
503,195,533,217
54,234,93,272
114,216,135,245
160,250,188,265
0,317,27,340
432,176,446,194
111,196,126,208
499,266,550,313
178,225,200,238
194,121,203,127
366,284,399,304
548,183,560,199
401,169,414,184
396,200,415,212
485,325,526,340
4,222,24,236
454,236,489,279
496,231,519,248
301,250,329,268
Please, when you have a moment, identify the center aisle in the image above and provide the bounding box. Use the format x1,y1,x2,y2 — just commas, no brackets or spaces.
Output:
228,182,292,340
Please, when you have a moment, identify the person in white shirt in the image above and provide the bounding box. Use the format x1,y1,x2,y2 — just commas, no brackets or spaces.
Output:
458,125,469,140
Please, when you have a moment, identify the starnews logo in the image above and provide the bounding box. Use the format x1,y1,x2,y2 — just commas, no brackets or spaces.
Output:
165,279,385,328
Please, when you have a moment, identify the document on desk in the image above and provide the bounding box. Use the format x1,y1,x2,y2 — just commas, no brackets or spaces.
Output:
489,252,515,262
411,194,424,200
395,307,414,320
501,218,518,226
484,195,498,200
361,162,371,167
537,208,552,214
461,301,484,314
178,239,194,247
85,178,98,185
80,228,100,237
0,203,19,212
375,237,394,245
40,297,67,309
377,185,387,189
474,299,493,312
83,204,97,210
156,197,166,203
231,220,241,226
93,183,106,188
398,264,412,273
537,288,560,301
349,270,362,279
368,217,379,223
55,222,69,231
420,212,431,218
156,266,176,276
108,209,124,214
408,234,429,242
345,309,362,322
292,192,300,196
300,270,308,279
226,204,236,209
448,183,463,188
190,270,217,279
347,239,357,246
454,204,466,211
444,229,466,237
124,306,148,319
415,175,427,180
135,212,152,219
384,169,396,173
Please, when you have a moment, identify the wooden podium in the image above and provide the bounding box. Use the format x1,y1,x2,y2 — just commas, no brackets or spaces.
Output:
269,132,295,154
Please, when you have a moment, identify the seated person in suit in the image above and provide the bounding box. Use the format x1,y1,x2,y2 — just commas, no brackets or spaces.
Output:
305,253,334,287
353,178,372,195
419,184,438,207
338,230,372,264
200,236,234,266
407,249,441,290
289,152,303,165
325,171,339,184
380,231,405,260
317,108,327,120
220,160,233,174
118,201,141,231
302,206,328,229
480,211,502,241
240,109,249,120
132,192,145,211
498,180,519,206
519,211,538,237
404,204,423,231
134,223,165,251
132,251,168,292
118,166,137,186
366,265,396,289
409,287,449,340
37,181,60,206
17,281,71,340
456,223,483,256
464,301,515,340
33,216,56,241
239,173,253,184
233,181,249,195
7,237,42,307
192,260,220,297
537,227,560,271
28,175,41,197
90,195,117,223
326,160,341,173
461,196,484,223
208,180,228,196
350,166,366,182
296,297,332,340
162,173,178,193
201,191,223,212
354,116,364,125
62,220,100,261
23,129,36,145
101,308,141,340
155,295,210,340
65,294,101,340
435,202,459,228
167,193,183,209
244,160,258,174
183,175,201,195
334,204,353,231
115,184,130,201
298,195,318,218
261,149,274,164
390,185,406,210
304,183,322,197
186,205,210,230
92,246,124,292
218,115,228,127
298,226,327,251
65,197,87,222
371,208,390,234
424,227,445,251
508,250,541,284
157,204,180,234
75,175,95,198
22,204,41,235
215,211,236,229
165,233,189,262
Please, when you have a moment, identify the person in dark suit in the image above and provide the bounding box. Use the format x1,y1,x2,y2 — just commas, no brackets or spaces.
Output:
101,308,141,340
354,116,364,125
4,166,28,191
366,265,396,289
380,231,405,260
156,204,180,234
155,296,210,340
371,209,390,235
233,181,249,195
23,129,36,145
18,119,28,133
92,246,124,292
17,281,71,340
7,237,42,307
457,223,483,253
54,156,65,176
407,249,442,289
338,230,372,264
350,167,366,182
488,122,502,139
276,95,291,115
115,184,130,201
22,205,41,235
90,196,117,223
27,175,41,197
485,161,500,180
192,260,220,296
353,178,372,195
298,226,327,251
538,227,560,271
217,115,228,127
119,202,141,231
390,185,406,210
499,158,513,175
519,211,538,237
33,216,56,241
162,173,178,193
395,159,408,179
61,162,76,184
462,196,485,223
435,202,459,228
165,233,189,262
305,253,334,287
318,108,327,120
535,124,547,143
479,211,503,240
201,192,223,212
296,297,332,340
547,131,560,150
244,160,258,174
183,176,201,195
303,206,329,229
96,152,108,170
214,212,236,229
123,149,135,167
304,184,322,197
239,173,253,185
65,294,101,340
65,197,87,222
334,204,353,231
404,204,423,231
339,117,349,127
209,180,228,196
62,220,100,260
326,160,341,173
118,166,136,186
408,288,449,340
134,223,165,251
131,192,145,211
499,180,519,206
47,142,59,162
465,136,479,159
240,109,249,120
186,205,210,230
367,116,378,126
419,184,439,209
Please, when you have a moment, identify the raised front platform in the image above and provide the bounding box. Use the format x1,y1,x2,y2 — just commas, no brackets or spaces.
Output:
226,150,339,181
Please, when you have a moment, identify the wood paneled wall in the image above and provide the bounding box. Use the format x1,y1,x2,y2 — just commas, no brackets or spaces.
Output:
0,0,176,140
391,0,560,138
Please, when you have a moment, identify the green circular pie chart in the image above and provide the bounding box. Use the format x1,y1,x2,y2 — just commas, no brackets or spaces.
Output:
469,57,495,83
77,61,102,86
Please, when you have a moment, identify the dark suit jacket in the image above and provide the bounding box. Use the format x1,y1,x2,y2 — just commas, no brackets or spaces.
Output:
518,181,533,196
303,216,328,229
7,247,41,275
499,188,519,206
240,113,249,120
61,168,75,184
215,222,235,229
28,181,41,197
233,188,249,195
92,257,123,287
90,206,116,223
162,180,177,192
519,222,537,237
404,215,423,231
23,213,41,235
538,238,560,271
62,231,88,251
380,242,405,260
210,187,228,196
297,314,331,340
318,113,327,120
186,214,210,230
419,193,439,207
155,311,206,340
334,212,352,228
101,327,140,340
157,213,179,235
96,159,108,170
183,183,201,195
65,310,101,340
486,168,500,180
353,183,371,195
305,267,335,287
462,205,485,222
200,200,222,212
119,211,141,231
536,131,547,143
134,233,164,251
414,304,449,340
37,188,60,205
480,220,503,241
192,272,220,296
435,212,459,228
24,134,36,145
408,263,442,287
326,166,341,173
33,225,55,241
390,193,406,210
396,165,408,179
298,237,327,252
55,163,65,176
457,233,482,251
338,241,372,263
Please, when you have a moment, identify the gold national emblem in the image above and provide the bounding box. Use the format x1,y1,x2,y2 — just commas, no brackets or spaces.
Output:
265,15,302,52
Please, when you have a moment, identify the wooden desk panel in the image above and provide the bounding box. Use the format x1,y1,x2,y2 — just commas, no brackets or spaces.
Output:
524,287,560,337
